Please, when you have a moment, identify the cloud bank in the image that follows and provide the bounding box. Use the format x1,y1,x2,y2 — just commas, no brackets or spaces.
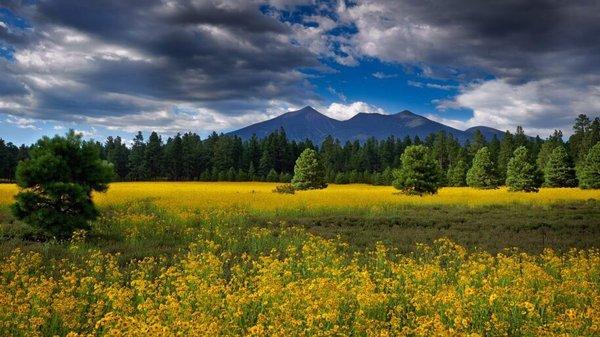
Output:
1,0,599,136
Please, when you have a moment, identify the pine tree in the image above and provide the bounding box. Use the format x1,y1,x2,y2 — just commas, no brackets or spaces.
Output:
227,167,236,181
468,129,487,158
291,148,327,190
145,131,164,179
447,160,467,187
248,162,256,181
105,136,129,180
544,146,577,187
279,172,292,183
12,131,114,237
578,142,600,189
497,131,514,182
536,130,563,173
506,146,539,192
392,145,441,195
381,167,393,185
266,168,279,182
236,168,248,181
467,147,498,189
334,172,348,184
127,132,147,181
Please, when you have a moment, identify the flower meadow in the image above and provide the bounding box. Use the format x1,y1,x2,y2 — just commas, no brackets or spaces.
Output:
2,183,600,213
1,182,600,336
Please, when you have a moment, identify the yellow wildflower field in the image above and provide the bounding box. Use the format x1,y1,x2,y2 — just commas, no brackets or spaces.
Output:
1,235,599,336
2,182,600,213
1,182,600,336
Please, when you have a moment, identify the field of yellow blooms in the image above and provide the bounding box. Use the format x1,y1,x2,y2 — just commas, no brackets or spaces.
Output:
1,182,600,336
2,182,600,214
1,233,599,336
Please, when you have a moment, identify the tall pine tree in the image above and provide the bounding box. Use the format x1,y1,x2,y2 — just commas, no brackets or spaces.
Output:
467,147,498,189
506,146,539,192
544,146,577,187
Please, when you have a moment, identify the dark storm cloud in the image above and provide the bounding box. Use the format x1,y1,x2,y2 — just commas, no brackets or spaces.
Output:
343,0,600,83
0,0,319,124
1,0,598,133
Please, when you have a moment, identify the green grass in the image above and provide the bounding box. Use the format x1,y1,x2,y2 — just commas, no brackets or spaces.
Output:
1,200,599,263
255,201,600,254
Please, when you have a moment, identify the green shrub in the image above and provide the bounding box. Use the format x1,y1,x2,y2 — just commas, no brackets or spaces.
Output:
273,184,296,194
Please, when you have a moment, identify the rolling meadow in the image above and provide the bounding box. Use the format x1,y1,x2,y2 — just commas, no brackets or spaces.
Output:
1,182,600,336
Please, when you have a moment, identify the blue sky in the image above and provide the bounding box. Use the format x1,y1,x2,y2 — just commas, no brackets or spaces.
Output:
1,1,599,145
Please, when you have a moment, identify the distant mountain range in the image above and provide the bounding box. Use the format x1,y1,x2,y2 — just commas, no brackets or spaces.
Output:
229,106,505,144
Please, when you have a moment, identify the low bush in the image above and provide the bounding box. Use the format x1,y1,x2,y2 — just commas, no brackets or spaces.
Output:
273,184,296,194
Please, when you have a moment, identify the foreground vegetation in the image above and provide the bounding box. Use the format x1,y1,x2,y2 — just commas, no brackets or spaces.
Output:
1,182,600,336
2,235,599,336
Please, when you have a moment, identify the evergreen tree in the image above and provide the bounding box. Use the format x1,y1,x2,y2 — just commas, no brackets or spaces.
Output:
447,160,468,187
334,172,349,184
266,168,279,182
227,167,236,181
127,132,147,181
392,145,441,195
569,114,593,163
145,131,164,179
497,131,514,182
291,148,327,190
164,134,183,180
382,167,394,185
236,168,248,181
506,146,539,192
0,139,19,181
248,162,256,181
105,136,129,180
348,170,359,183
513,126,528,149
12,131,114,237
578,142,600,189
468,129,487,158
258,149,273,178
467,147,498,189
536,130,563,173
544,146,577,187
279,172,292,183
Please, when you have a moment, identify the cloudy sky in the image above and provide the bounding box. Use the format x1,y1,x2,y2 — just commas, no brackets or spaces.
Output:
1,0,599,144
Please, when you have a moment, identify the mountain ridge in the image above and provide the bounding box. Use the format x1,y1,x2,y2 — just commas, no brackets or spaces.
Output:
229,106,505,144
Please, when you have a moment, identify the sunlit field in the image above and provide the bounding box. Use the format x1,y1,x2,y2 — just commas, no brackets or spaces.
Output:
1,182,600,336
3,182,600,214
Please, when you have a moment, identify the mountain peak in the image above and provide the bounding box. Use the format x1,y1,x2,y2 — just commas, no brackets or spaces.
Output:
298,105,319,113
396,110,418,117
228,106,505,144
282,105,323,118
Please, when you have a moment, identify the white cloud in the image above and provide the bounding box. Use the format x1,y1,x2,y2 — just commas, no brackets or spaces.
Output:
408,80,456,91
372,72,397,79
81,100,303,136
0,21,7,29
327,86,346,101
323,101,386,120
6,115,40,130
434,79,600,136
73,127,98,138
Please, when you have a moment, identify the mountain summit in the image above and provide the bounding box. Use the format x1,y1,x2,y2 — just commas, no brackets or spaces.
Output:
229,106,504,143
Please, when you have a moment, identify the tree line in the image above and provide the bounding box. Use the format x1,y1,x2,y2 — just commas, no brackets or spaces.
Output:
1,114,599,186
